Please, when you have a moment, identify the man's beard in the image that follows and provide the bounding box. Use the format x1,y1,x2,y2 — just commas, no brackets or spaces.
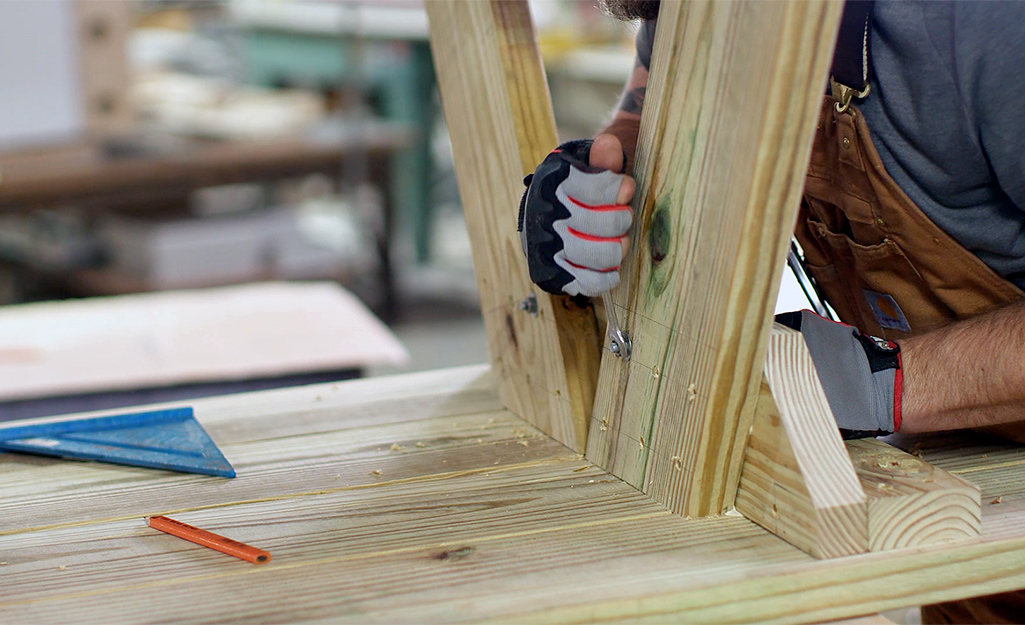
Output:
598,0,661,21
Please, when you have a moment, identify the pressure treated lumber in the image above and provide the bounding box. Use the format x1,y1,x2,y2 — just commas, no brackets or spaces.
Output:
3,367,1025,624
587,0,844,517
737,326,981,559
736,328,867,558
425,1,601,452
738,326,867,557
849,438,981,551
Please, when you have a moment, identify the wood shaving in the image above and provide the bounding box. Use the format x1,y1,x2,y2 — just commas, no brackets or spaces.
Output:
687,384,698,402
390,443,404,452
416,442,426,448
991,496,1004,505
370,470,382,476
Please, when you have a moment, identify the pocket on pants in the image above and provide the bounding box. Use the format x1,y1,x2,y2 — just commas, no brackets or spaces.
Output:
807,219,955,338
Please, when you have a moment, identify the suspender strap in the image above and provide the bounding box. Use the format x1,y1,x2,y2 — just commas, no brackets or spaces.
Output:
830,0,873,112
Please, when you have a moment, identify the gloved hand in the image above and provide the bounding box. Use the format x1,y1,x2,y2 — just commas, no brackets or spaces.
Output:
776,310,903,439
517,136,634,297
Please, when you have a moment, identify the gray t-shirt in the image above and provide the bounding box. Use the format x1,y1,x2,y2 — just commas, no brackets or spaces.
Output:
636,1,1025,289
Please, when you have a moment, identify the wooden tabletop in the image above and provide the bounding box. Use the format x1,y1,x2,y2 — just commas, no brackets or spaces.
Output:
0,126,411,212
2,365,1024,623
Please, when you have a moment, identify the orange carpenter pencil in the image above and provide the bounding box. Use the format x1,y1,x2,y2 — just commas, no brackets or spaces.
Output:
146,516,271,564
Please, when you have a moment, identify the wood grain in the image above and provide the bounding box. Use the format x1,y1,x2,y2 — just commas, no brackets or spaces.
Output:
850,438,981,551
3,366,1025,624
737,326,867,558
587,0,844,516
426,0,601,452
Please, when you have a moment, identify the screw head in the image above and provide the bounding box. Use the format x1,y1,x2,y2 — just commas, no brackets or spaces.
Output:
518,294,538,316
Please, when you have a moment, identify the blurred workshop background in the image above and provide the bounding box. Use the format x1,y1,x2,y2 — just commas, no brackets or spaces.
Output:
0,0,645,419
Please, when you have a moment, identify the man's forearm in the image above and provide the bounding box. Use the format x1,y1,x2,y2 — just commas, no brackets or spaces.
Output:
900,302,1025,432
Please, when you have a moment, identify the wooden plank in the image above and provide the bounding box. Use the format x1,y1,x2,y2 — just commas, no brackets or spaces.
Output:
0,367,538,535
850,438,981,551
737,326,867,558
3,368,1025,624
587,0,843,516
737,326,981,558
425,0,601,452
0,131,410,211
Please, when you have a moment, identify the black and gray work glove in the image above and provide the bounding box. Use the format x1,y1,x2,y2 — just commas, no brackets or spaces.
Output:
517,140,632,297
776,310,903,439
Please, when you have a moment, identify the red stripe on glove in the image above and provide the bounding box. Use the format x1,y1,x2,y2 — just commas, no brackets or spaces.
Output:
564,259,619,273
566,227,622,243
567,196,630,212
893,351,903,432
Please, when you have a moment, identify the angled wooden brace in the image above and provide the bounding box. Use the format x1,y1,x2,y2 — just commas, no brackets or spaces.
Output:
738,325,980,558
425,1,602,452
585,0,847,518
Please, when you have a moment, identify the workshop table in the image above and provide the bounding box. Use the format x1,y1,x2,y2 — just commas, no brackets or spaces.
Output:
2,365,1024,623
0,126,411,318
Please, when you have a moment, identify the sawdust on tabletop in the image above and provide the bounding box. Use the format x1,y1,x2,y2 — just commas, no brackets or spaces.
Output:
370,470,382,476
390,443,404,452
